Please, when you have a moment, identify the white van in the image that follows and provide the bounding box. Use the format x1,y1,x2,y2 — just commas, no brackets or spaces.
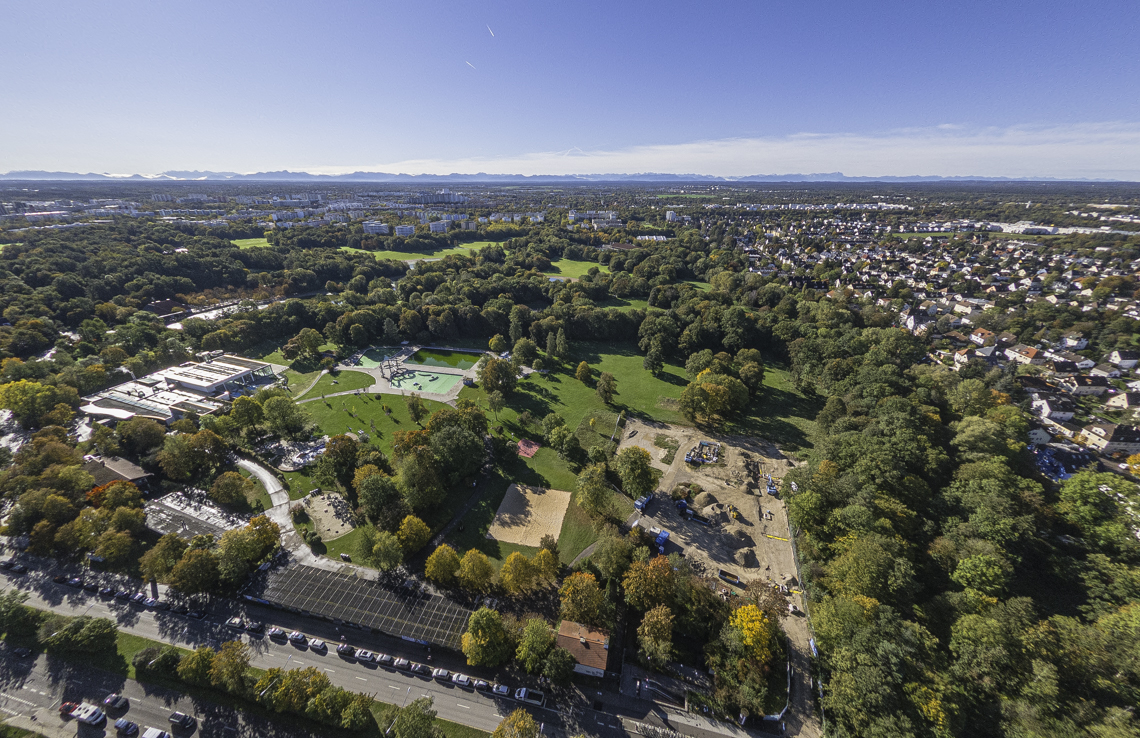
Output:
142,728,172,738
513,688,545,706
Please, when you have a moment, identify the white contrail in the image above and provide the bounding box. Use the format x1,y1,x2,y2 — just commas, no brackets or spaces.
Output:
465,61,476,69
487,25,494,37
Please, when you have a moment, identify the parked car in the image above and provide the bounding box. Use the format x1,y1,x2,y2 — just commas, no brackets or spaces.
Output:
514,688,545,706
60,702,80,715
9,563,27,574
474,679,490,692
114,717,139,736
634,495,653,512
103,693,129,710
287,631,306,644
393,657,410,670
225,617,245,629
53,575,68,584
266,627,286,639
187,610,206,620
336,644,356,658
245,621,264,633
171,604,190,615
451,673,472,689
432,668,451,681
0,560,12,570
99,587,116,597
410,663,432,676
114,590,131,600
309,639,327,652
12,647,32,658
71,703,106,725
141,727,172,738
491,683,510,697
376,653,394,666
83,582,100,593
130,593,147,604
168,711,195,729
356,650,375,663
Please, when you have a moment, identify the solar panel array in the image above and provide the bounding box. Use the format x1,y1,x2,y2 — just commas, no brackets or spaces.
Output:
251,565,472,649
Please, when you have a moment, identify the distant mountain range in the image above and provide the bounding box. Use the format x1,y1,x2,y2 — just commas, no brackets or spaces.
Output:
0,170,1125,183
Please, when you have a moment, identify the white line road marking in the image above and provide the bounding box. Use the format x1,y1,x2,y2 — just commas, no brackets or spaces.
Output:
355,677,367,681
457,703,470,709
0,694,37,707
324,668,335,673
0,706,19,716
389,686,401,690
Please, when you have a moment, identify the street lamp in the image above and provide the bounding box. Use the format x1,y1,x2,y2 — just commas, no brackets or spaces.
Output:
385,687,412,735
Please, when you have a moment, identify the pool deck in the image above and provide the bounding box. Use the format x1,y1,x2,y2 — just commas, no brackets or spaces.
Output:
324,344,489,405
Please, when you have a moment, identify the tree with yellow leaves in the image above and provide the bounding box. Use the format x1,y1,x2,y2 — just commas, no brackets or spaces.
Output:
396,515,431,553
728,603,773,664
425,544,461,586
499,551,536,595
492,709,539,738
533,548,559,584
458,549,495,592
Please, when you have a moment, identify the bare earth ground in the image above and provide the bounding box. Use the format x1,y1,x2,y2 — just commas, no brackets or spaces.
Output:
304,492,355,540
487,483,572,547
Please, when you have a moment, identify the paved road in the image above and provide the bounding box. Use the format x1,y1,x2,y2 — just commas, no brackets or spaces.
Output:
2,563,787,738
0,651,314,738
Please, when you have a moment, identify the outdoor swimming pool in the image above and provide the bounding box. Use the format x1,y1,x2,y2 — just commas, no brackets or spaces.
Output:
407,348,482,370
358,347,399,369
389,370,463,393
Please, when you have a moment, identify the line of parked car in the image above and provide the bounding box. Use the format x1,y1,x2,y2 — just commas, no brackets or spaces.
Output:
59,692,196,738
45,573,209,618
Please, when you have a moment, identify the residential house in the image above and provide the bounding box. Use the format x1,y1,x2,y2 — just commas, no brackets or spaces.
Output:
1107,350,1139,369
1105,393,1140,411
996,332,1019,346
1061,375,1111,396
1081,424,1140,455
1032,394,1077,422
1057,351,1096,370
556,621,610,677
1090,364,1122,379
1062,331,1089,350
1047,360,1079,376
1005,344,1044,365
970,328,995,346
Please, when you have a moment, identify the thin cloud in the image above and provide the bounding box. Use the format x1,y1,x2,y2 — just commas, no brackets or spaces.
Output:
324,122,1140,180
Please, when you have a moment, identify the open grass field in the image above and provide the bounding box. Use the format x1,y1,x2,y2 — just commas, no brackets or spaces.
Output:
545,258,610,279
303,392,451,461
732,363,822,453
341,240,500,262
232,237,271,249
297,369,375,400
595,296,649,312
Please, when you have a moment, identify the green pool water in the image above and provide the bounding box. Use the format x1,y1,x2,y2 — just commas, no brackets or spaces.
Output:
389,370,463,393
407,348,481,370
358,347,400,369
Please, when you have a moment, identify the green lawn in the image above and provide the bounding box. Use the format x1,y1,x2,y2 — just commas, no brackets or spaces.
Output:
322,527,363,560
595,296,649,312
302,392,451,461
233,237,271,249
682,280,711,292
732,364,823,452
342,240,499,262
297,370,376,400
282,468,320,500
545,258,609,279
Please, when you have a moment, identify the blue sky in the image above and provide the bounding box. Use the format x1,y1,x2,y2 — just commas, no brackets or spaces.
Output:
2,0,1138,177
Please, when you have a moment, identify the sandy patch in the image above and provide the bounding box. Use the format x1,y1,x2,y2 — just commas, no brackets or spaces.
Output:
488,484,572,547
305,493,355,540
